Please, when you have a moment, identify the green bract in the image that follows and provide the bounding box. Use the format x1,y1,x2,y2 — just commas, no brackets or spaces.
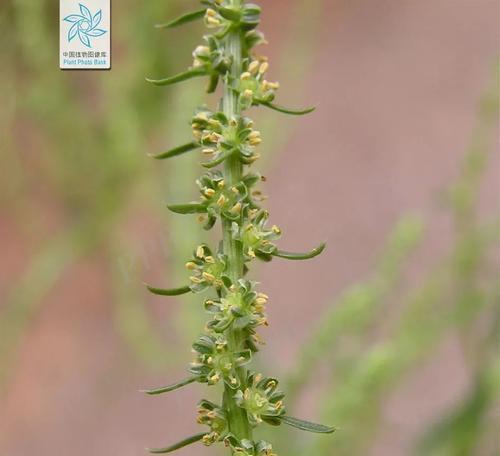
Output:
143,1,333,454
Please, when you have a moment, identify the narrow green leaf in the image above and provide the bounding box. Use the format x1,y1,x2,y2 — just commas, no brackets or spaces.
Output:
201,149,235,169
167,203,207,215
141,377,197,395
145,284,191,296
261,101,316,116
155,9,206,29
273,242,326,260
147,433,206,454
149,142,199,160
281,416,336,434
146,68,206,87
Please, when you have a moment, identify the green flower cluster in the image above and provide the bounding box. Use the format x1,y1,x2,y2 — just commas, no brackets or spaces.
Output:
143,1,334,454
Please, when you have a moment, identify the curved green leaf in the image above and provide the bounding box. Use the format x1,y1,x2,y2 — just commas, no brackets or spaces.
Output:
155,9,206,29
273,242,326,260
201,149,235,169
147,433,206,454
145,284,191,296
167,203,207,215
281,416,336,434
141,376,197,395
149,142,199,160
146,68,206,87
261,101,316,116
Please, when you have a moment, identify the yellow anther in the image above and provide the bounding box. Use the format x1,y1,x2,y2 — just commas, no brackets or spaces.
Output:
206,16,221,26
208,118,221,128
206,8,217,17
185,261,197,270
248,60,260,73
204,188,216,197
190,276,202,284
272,225,281,234
195,112,209,121
202,272,215,282
254,373,263,383
267,81,280,90
217,180,225,188
202,148,215,156
249,137,262,146
209,132,222,142
193,45,210,56
248,248,256,258
230,202,242,214
249,209,259,219
205,255,215,264
248,130,261,139
196,245,205,258
240,72,252,80
231,186,239,194
259,62,269,74
217,194,227,206
242,89,254,99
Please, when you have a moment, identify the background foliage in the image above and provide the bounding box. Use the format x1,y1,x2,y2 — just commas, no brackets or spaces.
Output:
0,1,498,455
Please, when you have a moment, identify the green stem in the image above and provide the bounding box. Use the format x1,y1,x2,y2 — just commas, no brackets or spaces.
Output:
221,1,253,444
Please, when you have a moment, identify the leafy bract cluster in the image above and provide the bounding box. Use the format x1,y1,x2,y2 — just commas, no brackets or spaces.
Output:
143,1,334,454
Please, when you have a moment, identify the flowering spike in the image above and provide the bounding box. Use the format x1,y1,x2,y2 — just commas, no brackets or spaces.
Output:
144,1,334,454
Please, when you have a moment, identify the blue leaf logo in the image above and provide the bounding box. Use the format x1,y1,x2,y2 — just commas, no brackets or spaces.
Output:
63,3,107,48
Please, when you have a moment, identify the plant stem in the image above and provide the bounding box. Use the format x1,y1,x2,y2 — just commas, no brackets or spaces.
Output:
221,1,253,443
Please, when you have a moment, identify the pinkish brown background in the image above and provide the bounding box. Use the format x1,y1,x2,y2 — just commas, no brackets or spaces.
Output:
1,1,499,455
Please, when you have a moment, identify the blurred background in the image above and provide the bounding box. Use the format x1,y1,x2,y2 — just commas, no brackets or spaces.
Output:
0,0,499,455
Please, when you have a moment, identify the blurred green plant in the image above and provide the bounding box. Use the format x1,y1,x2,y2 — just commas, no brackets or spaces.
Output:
274,63,499,456
0,0,200,386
